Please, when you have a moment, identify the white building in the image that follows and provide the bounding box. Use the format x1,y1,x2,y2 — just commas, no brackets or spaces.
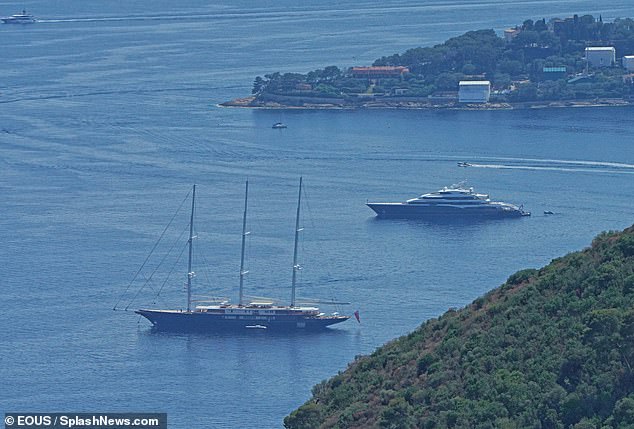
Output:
458,81,491,103
585,47,616,68
624,56,634,72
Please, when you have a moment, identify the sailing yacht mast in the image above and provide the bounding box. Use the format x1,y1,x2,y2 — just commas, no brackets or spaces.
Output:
239,180,249,306
133,180,351,331
290,177,303,308
186,185,196,313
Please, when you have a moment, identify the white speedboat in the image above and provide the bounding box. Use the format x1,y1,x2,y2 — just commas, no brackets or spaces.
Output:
2,10,36,24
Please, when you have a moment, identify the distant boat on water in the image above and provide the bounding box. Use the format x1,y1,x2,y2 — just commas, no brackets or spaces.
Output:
367,182,530,218
272,122,287,129
2,10,36,24
457,162,471,167
132,179,350,332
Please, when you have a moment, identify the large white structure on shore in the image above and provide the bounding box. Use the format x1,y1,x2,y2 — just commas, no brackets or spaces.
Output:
624,56,634,72
458,81,491,103
585,47,616,68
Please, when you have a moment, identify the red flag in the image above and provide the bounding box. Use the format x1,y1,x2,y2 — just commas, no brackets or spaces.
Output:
354,310,360,323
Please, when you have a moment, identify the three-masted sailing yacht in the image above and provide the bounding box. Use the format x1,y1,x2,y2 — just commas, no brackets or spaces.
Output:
135,179,350,331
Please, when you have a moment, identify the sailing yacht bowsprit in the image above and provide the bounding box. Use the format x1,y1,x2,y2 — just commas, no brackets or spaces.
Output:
134,179,350,331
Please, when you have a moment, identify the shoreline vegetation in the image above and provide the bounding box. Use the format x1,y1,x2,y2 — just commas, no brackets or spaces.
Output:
220,95,632,110
222,14,634,111
284,225,634,428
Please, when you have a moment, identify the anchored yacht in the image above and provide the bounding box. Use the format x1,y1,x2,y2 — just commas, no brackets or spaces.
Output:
131,179,350,332
367,182,530,218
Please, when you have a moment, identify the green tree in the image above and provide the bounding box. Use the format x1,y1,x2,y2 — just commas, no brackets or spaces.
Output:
613,397,634,426
252,76,266,94
284,403,322,429
379,397,415,429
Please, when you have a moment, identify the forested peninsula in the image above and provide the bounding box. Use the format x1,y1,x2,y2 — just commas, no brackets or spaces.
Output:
284,225,634,428
223,15,634,110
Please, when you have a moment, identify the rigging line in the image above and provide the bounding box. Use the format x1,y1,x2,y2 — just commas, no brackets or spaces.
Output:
113,188,192,310
189,220,214,300
133,222,189,308
124,221,190,311
136,272,170,308
295,181,313,300
300,182,344,308
300,181,315,269
245,228,252,291
302,182,314,229
153,237,190,305
194,238,222,301
196,245,211,295
194,237,231,302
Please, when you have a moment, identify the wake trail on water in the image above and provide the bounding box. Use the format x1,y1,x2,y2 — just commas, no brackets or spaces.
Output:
464,157,634,175
358,154,634,175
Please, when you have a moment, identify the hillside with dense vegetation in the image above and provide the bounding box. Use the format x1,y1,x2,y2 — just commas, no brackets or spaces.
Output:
245,15,634,106
284,225,634,429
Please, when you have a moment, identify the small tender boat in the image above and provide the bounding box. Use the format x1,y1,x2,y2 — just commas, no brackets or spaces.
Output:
245,325,268,330
272,122,287,129
457,162,471,167
2,10,36,24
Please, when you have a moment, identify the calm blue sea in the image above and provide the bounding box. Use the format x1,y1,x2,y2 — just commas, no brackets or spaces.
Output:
1,0,634,427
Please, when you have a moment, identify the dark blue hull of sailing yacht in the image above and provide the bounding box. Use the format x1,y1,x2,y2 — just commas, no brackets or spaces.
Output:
135,309,349,332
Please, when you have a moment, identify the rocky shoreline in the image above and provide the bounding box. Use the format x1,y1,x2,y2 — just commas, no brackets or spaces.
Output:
220,95,633,110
